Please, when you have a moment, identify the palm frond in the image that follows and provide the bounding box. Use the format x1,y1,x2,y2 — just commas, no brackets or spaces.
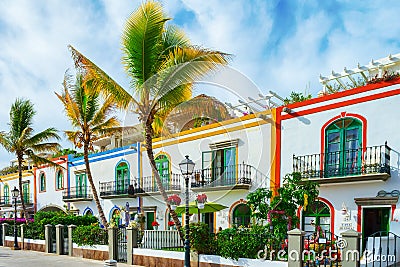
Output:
25,128,61,147
30,143,61,154
27,151,63,169
90,95,116,127
91,117,120,135
10,98,36,138
68,45,133,109
65,130,84,148
122,1,169,88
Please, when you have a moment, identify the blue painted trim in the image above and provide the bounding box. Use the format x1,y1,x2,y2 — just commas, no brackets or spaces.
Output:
83,206,94,215
69,150,137,167
69,143,138,163
109,205,121,222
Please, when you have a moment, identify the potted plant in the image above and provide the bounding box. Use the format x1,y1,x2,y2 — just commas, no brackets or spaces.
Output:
167,194,181,210
168,220,175,230
196,194,207,209
151,221,159,230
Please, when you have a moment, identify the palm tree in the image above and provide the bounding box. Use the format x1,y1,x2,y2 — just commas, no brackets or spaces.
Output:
0,98,61,220
56,73,120,228
68,1,230,234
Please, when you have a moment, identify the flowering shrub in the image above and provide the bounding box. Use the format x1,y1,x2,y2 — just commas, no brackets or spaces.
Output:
196,194,207,204
128,220,140,229
167,194,181,205
0,218,33,224
168,221,175,227
151,221,159,227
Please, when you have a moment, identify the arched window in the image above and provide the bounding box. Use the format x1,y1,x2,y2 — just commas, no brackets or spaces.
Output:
302,201,331,235
4,184,9,204
116,162,129,193
39,173,46,192
23,182,30,204
84,209,93,216
325,118,362,177
155,155,169,189
232,203,251,227
56,170,63,190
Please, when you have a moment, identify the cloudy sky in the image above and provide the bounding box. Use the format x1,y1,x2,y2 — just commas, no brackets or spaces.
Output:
1,0,400,166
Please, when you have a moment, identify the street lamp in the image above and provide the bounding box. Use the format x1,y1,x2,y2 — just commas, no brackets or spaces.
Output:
179,155,195,267
11,186,20,250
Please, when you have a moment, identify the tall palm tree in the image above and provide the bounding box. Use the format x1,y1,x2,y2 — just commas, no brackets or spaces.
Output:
56,73,120,228
68,1,230,235
0,99,61,220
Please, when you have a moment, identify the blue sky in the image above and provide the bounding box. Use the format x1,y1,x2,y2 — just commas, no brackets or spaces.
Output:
1,0,400,166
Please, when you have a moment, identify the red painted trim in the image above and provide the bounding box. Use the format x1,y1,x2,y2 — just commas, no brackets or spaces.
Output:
274,107,283,195
284,78,400,110
320,113,367,174
54,169,65,191
282,88,400,120
392,204,396,221
317,197,335,235
357,205,362,232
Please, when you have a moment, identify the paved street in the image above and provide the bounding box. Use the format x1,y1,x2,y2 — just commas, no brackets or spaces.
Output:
0,247,142,267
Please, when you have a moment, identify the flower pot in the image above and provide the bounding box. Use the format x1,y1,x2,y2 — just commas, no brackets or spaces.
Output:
197,203,205,209
169,226,174,230
153,226,158,230
170,205,177,210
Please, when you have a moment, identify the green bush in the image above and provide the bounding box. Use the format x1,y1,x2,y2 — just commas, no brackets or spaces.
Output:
23,211,98,240
72,224,108,246
216,225,271,260
183,223,217,254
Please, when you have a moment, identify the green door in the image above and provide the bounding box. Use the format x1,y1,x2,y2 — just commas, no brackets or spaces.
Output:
146,212,155,230
76,173,87,197
22,183,29,204
116,162,129,193
325,118,362,177
302,201,331,235
155,155,169,190
4,185,9,204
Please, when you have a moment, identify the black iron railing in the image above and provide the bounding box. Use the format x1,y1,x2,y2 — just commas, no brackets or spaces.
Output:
191,164,253,188
363,231,399,266
99,179,138,197
139,173,181,193
293,144,391,179
62,186,92,201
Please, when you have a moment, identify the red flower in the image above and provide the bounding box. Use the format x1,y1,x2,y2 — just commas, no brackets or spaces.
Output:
167,194,181,205
151,221,160,227
168,221,175,226
196,194,207,203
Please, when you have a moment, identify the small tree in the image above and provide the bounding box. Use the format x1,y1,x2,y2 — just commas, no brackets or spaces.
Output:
247,172,319,242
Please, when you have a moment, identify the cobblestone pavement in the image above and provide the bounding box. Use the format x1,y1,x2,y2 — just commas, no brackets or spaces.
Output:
0,246,143,267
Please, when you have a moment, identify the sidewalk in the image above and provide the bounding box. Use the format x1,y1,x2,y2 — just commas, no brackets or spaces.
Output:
0,246,143,267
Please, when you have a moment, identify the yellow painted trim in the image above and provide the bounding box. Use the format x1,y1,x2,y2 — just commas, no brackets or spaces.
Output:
270,109,277,196
153,110,272,143
0,171,33,181
153,120,268,149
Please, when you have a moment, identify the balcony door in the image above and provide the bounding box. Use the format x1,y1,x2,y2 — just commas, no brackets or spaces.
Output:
325,118,362,177
22,183,29,204
202,147,236,185
155,155,169,190
116,162,129,193
76,173,87,197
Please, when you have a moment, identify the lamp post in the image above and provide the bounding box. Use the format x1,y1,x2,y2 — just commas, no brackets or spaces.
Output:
179,155,195,267
11,186,20,250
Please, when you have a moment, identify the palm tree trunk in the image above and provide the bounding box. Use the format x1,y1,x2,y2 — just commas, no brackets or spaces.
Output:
144,116,185,240
17,154,27,222
83,142,109,228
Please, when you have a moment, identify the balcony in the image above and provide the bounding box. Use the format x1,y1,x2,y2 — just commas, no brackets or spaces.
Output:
137,173,181,195
293,144,391,184
63,186,93,202
0,196,33,207
99,179,139,199
0,196,11,207
191,164,260,191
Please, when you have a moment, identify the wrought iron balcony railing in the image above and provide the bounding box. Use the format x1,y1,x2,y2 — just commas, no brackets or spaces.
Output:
139,173,181,194
293,144,391,180
191,163,255,189
99,179,139,197
62,186,93,201
0,196,11,206
0,196,33,206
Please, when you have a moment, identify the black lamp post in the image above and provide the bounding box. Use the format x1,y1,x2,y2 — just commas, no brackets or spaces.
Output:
11,186,20,250
179,155,195,267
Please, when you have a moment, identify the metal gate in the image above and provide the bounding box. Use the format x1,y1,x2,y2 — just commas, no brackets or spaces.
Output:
302,230,342,267
50,225,56,253
63,225,69,255
364,231,400,267
117,227,127,262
